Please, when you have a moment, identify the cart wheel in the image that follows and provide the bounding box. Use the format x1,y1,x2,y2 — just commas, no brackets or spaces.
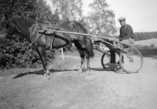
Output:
119,46,143,73
101,51,120,70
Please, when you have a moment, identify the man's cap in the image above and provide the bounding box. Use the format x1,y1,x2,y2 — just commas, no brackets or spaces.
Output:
118,17,126,22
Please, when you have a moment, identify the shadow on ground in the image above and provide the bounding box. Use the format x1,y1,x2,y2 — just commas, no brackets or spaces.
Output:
13,67,119,79
13,68,79,79
90,67,114,72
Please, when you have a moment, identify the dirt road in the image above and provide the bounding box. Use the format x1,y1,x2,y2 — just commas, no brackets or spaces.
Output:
0,51,157,109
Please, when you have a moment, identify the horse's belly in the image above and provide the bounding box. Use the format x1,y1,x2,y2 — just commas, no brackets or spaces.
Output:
52,37,68,49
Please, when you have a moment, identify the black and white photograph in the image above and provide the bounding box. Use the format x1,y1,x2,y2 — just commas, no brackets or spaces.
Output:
0,0,157,109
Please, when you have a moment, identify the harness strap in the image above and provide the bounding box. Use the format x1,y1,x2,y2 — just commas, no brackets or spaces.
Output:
30,30,56,49
51,33,56,49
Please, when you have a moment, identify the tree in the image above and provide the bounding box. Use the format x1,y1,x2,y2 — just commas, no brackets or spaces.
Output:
0,0,55,69
0,0,36,17
83,0,116,36
45,0,83,21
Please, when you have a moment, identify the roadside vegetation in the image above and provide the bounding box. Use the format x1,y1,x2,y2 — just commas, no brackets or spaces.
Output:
0,0,156,69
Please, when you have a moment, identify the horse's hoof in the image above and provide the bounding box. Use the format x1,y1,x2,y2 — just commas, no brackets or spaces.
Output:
43,70,51,79
87,66,91,71
83,68,88,72
78,68,86,72
115,68,123,73
78,68,83,72
43,74,50,79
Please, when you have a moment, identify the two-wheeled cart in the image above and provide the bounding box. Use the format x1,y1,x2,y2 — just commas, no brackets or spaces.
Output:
93,37,143,73
49,29,143,73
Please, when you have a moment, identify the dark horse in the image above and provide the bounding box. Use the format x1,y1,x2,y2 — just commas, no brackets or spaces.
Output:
0,14,94,76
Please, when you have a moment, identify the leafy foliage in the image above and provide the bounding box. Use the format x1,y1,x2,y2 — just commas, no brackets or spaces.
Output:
83,0,116,35
0,38,37,69
0,0,117,69
0,0,55,69
0,36,55,69
43,0,83,21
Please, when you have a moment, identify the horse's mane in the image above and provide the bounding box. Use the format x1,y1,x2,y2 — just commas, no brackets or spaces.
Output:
71,21,88,33
56,19,88,34
11,15,35,28
7,15,36,38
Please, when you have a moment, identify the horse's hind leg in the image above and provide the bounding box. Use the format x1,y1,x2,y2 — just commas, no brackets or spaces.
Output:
87,57,90,71
41,47,51,76
80,57,83,72
80,56,87,72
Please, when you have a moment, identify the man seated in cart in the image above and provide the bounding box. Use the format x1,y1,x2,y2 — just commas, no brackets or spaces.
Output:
110,17,135,67
118,17,135,44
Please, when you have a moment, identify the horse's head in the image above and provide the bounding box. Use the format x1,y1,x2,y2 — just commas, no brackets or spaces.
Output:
0,14,16,39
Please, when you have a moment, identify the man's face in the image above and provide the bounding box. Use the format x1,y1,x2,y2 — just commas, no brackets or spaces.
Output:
119,20,126,26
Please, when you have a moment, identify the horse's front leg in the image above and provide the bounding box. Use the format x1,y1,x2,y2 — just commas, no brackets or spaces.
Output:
42,48,51,77
35,47,50,77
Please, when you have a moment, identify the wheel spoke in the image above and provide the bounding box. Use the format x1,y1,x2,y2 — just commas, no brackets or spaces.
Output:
120,46,143,73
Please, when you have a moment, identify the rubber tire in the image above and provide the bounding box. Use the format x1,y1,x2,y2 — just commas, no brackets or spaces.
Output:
119,46,143,73
101,51,120,70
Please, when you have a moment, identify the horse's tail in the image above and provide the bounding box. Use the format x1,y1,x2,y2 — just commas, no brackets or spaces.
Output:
72,38,94,58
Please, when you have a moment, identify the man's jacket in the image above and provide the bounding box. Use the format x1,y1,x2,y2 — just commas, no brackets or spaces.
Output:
119,24,135,41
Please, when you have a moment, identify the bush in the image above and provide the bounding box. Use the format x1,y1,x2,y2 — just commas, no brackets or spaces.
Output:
0,36,54,69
